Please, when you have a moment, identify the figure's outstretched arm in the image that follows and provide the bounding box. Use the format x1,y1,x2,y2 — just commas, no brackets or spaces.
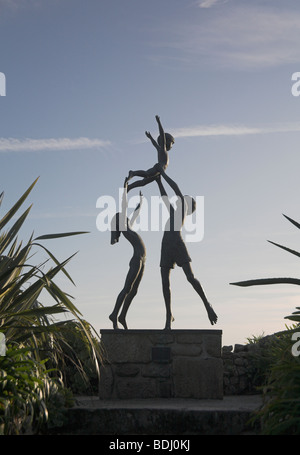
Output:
120,177,129,231
159,170,186,226
130,191,143,226
156,175,171,213
145,131,159,150
156,174,167,198
159,168,184,201
155,115,166,150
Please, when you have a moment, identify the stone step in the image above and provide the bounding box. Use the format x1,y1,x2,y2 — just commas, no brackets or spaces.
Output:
50,395,262,435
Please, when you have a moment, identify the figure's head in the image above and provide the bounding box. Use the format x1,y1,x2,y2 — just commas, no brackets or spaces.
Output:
110,213,120,244
184,195,196,215
157,133,175,151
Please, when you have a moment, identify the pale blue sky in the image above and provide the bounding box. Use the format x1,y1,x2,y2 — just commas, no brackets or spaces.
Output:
1,0,300,345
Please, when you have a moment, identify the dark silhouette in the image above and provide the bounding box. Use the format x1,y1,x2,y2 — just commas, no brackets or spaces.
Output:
109,178,146,330
127,115,174,192
156,169,218,329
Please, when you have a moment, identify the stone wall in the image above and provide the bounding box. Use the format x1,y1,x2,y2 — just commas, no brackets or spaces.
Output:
99,331,269,398
222,342,265,395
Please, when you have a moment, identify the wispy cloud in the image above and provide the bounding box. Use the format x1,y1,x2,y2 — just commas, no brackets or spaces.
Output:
0,0,41,10
153,4,300,70
197,0,228,8
0,137,111,153
172,122,300,139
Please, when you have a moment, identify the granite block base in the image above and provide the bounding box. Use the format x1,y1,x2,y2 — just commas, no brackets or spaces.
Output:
99,329,223,400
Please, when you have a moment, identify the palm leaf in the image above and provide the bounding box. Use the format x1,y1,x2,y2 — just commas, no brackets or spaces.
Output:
0,178,38,231
35,231,89,241
283,214,300,230
0,206,32,255
0,179,102,402
32,243,77,285
0,303,67,319
231,277,300,287
46,281,82,316
268,240,300,259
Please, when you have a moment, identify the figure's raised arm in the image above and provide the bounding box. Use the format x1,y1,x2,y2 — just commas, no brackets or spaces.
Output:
120,177,129,231
156,175,171,213
159,168,184,201
130,191,143,226
155,115,166,150
145,130,159,150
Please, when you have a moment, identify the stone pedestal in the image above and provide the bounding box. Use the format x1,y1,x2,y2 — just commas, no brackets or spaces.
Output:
99,329,223,400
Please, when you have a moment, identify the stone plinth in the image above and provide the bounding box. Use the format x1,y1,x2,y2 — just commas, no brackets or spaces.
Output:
99,329,223,400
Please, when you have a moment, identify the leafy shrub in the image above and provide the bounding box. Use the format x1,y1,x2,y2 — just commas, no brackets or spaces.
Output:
0,344,73,434
232,214,300,434
251,325,300,434
50,321,101,395
0,179,102,433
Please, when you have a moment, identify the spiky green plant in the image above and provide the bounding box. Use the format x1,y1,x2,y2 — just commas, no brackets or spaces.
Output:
0,344,73,435
231,214,300,289
0,178,101,360
231,214,300,434
250,326,300,435
0,179,102,433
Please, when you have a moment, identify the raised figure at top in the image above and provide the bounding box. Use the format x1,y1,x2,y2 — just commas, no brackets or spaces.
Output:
127,115,175,191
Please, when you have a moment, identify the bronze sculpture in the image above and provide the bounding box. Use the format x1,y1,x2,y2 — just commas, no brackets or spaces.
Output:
108,115,217,330
127,115,174,191
156,169,218,329
109,178,146,330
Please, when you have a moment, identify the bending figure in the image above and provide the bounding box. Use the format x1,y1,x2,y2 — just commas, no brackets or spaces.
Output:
127,115,174,192
156,170,218,329
109,178,146,330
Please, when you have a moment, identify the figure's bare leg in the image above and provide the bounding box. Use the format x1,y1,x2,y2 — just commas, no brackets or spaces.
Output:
165,313,175,330
109,261,140,329
128,170,148,180
161,267,174,330
117,316,128,330
118,262,145,329
109,313,120,330
127,175,158,192
206,303,218,325
128,165,160,182
182,262,218,325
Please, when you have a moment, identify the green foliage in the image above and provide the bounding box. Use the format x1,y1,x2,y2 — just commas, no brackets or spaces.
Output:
251,327,300,435
245,333,281,391
246,332,265,344
231,213,300,288
0,179,102,434
50,321,101,395
0,344,73,434
285,307,300,324
231,213,300,434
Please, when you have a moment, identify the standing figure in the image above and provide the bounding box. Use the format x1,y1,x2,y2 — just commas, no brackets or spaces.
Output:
127,115,175,191
109,178,146,330
156,170,218,330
